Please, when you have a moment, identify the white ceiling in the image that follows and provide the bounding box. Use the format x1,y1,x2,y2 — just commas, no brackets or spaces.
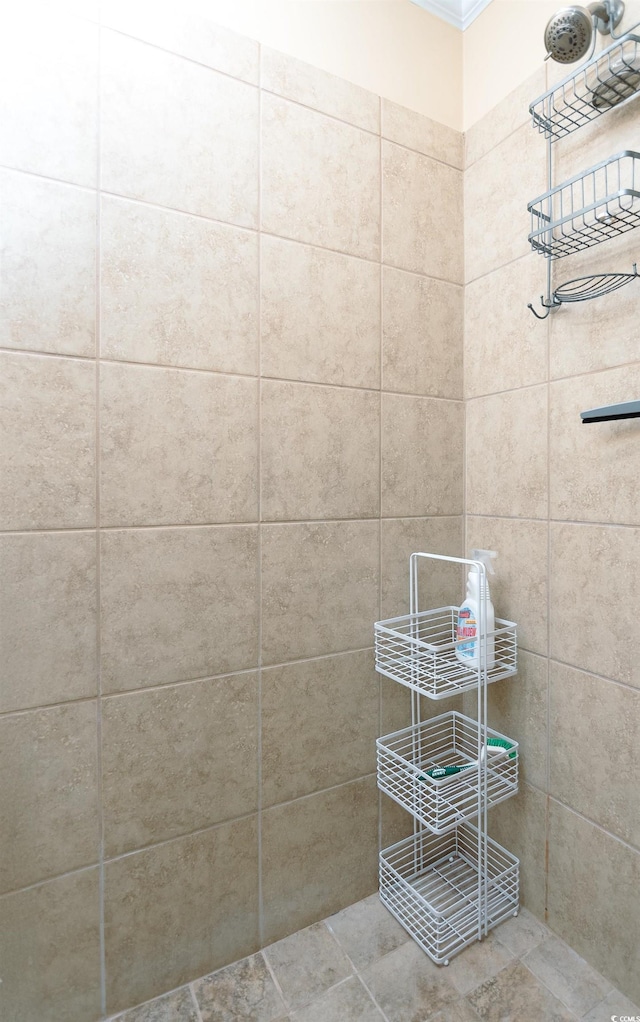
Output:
409,0,494,31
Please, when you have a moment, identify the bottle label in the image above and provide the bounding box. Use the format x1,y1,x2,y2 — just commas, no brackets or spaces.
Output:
457,607,476,658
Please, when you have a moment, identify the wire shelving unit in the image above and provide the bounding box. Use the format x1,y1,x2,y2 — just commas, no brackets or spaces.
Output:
374,552,520,966
526,24,640,320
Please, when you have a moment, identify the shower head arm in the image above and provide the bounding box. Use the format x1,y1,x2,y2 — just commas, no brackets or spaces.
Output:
589,0,625,34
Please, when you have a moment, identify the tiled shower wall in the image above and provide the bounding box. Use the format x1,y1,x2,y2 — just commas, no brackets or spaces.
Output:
0,8,464,1020
464,58,640,1005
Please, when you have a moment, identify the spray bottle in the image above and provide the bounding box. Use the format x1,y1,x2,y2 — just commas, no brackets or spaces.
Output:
455,550,497,669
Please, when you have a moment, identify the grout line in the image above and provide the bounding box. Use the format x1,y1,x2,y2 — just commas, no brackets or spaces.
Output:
0,647,377,720
100,21,462,175
189,984,205,1022
464,116,534,172
518,958,601,1019
378,96,384,855
324,920,392,1022
260,948,290,1012
0,513,471,540
95,20,107,1017
0,159,464,288
257,58,265,950
99,812,261,867
102,979,200,1022
0,861,100,900
545,246,552,925
546,795,640,857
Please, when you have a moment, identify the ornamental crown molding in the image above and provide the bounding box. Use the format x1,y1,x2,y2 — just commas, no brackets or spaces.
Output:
409,0,493,30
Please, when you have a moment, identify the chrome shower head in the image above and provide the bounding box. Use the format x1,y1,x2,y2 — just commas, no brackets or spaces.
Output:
544,0,625,63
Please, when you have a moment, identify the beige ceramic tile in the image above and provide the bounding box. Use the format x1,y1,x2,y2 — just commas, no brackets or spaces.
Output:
0,703,98,894
327,893,410,971
101,4,259,82
0,532,97,713
380,675,411,735
464,68,546,168
0,868,100,1022
445,933,514,996
265,922,352,1010
100,196,259,374
465,123,547,284
100,526,259,692
115,987,200,1022
380,791,415,848
291,976,384,1022
262,650,377,807
380,516,464,619
493,906,552,958
100,363,258,527
360,940,459,1020
261,778,378,943
104,818,259,1014
382,267,463,398
466,516,548,655
549,523,639,687
488,783,547,919
0,353,95,530
0,170,96,356
382,99,463,168
550,661,640,845
102,673,259,857
193,953,286,1022
467,960,577,1022
464,255,547,398
429,1002,483,1022
523,934,612,1017
261,521,378,664
487,650,548,791
382,395,464,517
549,366,640,526
0,12,97,185
382,141,463,283
101,31,258,225
466,386,548,519
582,989,640,1022
261,235,380,389
547,799,640,1006
261,381,379,521
549,232,640,379
261,93,380,259
262,48,379,132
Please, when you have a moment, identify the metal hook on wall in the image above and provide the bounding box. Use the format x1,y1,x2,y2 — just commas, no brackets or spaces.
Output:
527,294,561,319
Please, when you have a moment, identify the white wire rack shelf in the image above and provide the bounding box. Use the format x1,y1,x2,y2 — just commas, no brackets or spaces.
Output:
528,150,640,258
377,711,518,835
374,606,517,700
530,33,640,141
380,824,519,966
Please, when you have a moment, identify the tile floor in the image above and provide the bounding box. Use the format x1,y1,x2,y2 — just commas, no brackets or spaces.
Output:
107,895,640,1022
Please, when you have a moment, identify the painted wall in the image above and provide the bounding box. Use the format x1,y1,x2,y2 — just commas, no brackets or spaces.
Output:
463,0,557,128
171,0,462,129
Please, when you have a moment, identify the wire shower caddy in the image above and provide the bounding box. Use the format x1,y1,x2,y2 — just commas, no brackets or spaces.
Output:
374,553,520,966
530,32,640,140
527,22,640,319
